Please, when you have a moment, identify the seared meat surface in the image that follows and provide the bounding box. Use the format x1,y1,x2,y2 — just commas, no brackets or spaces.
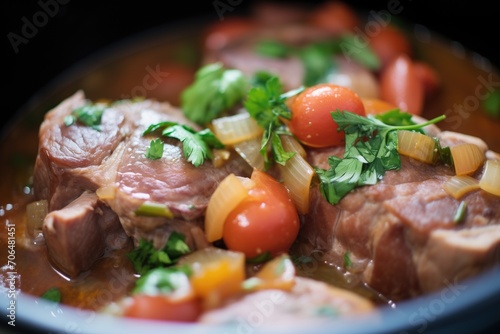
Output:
293,134,500,301
34,91,251,277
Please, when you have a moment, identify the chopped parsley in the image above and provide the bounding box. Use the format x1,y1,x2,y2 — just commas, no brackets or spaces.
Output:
244,75,304,168
343,251,352,269
143,121,224,167
127,232,191,275
316,110,446,205
64,103,106,131
41,287,61,303
453,201,467,224
180,62,248,125
483,89,500,119
145,138,164,160
255,35,380,87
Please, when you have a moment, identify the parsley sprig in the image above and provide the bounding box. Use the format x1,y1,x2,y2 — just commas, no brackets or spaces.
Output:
244,75,304,168
316,111,446,205
143,121,224,167
127,232,191,275
256,34,380,87
64,103,106,131
180,62,248,125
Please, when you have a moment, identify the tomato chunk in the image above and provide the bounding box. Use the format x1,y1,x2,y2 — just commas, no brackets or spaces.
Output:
123,295,202,322
223,170,299,259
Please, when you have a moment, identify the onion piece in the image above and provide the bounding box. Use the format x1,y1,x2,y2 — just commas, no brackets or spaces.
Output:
233,137,265,171
479,160,500,196
212,113,262,145
397,130,435,164
443,175,480,199
204,173,254,242
279,153,315,215
96,186,116,200
26,200,48,238
280,134,306,158
450,143,485,175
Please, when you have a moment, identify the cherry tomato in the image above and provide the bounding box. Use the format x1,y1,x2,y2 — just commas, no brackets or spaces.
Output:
368,25,412,68
223,170,299,259
287,83,366,147
380,54,424,116
309,1,359,36
413,61,441,97
123,295,201,322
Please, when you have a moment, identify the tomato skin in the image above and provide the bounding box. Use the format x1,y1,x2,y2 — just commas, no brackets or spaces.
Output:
368,25,412,68
223,170,299,259
123,295,202,322
380,55,424,116
287,84,366,148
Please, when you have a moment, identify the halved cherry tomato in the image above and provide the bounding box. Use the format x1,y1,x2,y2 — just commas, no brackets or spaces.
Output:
223,170,299,259
123,295,202,322
287,83,366,147
368,25,412,68
380,54,424,115
413,61,441,97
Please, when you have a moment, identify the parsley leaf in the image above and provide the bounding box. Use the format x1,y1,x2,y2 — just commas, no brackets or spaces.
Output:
41,287,61,303
64,103,106,131
181,62,248,125
127,232,191,275
316,111,446,204
244,75,304,168
254,35,381,87
143,121,224,167
145,138,164,160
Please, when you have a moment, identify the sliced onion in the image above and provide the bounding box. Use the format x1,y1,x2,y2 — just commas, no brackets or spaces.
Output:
280,134,306,158
96,186,116,200
205,174,254,242
479,160,500,196
26,200,48,238
212,113,262,145
443,175,480,199
233,137,265,171
397,130,435,164
279,153,315,215
450,143,485,176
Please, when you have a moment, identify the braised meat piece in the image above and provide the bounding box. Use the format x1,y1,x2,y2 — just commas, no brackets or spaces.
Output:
34,90,251,277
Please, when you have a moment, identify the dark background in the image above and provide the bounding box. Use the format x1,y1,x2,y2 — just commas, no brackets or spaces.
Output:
3,0,499,130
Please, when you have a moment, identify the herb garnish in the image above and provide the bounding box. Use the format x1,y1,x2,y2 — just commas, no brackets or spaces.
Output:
255,34,380,87
64,103,106,131
316,110,446,205
127,232,191,275
180,62,248,125
41,287,61,303
143,121,224,167
244,75,304,168
145,138,164,160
